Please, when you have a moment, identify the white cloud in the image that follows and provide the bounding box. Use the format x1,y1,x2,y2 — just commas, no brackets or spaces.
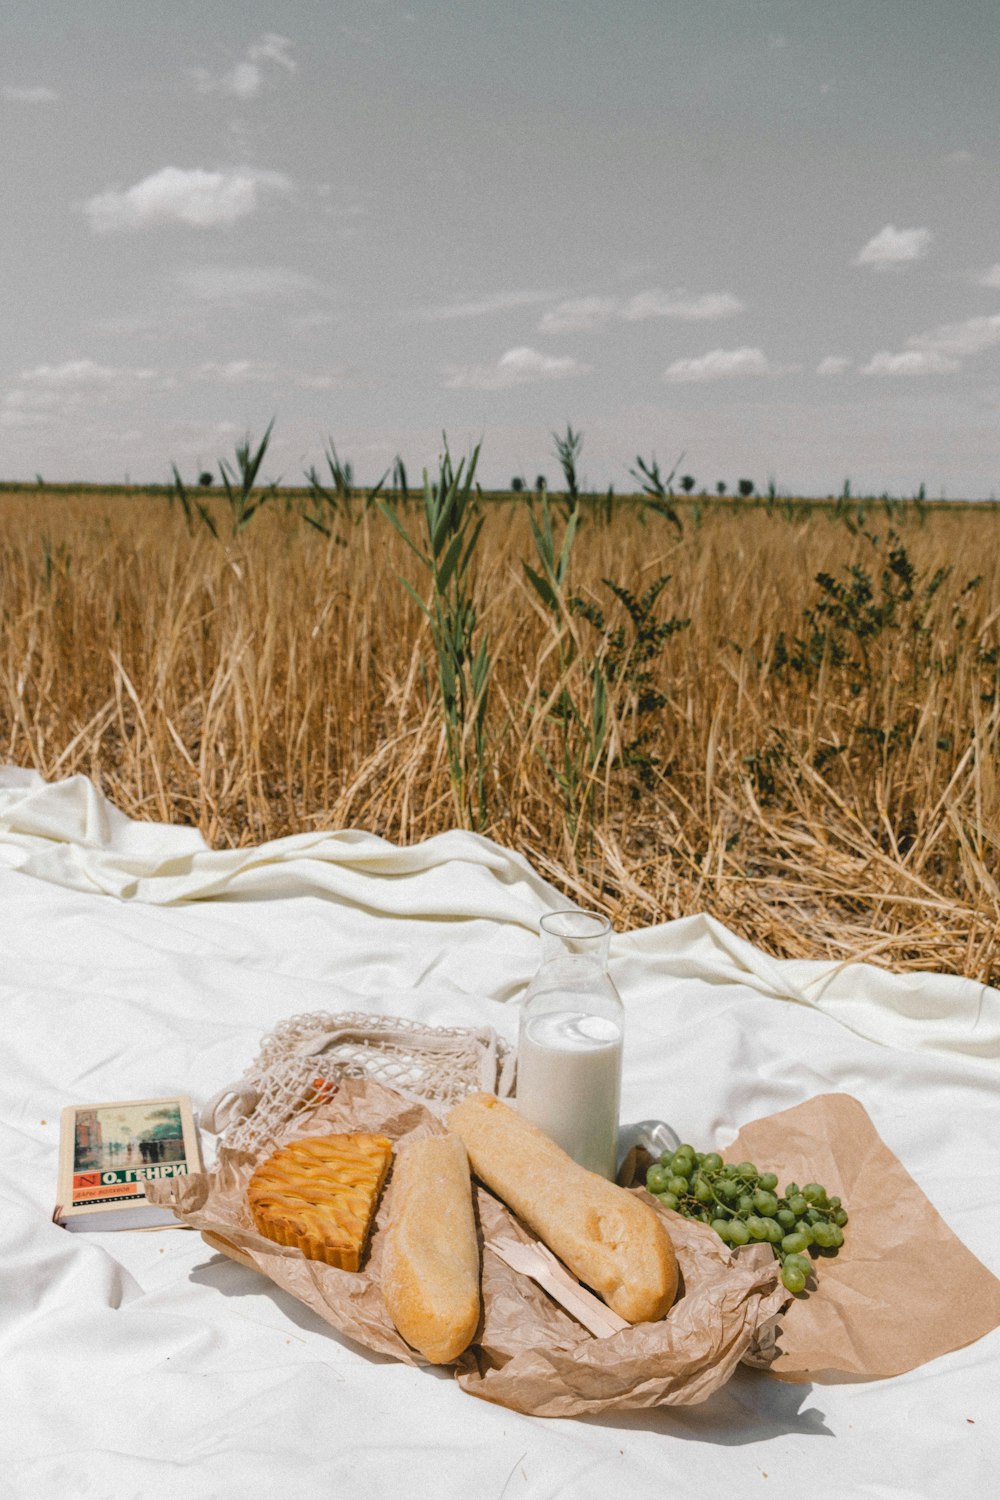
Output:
538,296,618,333
662,346,773,383
84,166,291,233
174,264,324,303
1,387,67,427
22,359,159,387
293,370,354,390
909,313,1000,357
2,84,58,103
194,360,276,383
0,408,48,429
443,345,591,390
248,34,296,70
188,360,355,391
3,388,64,411
3,360,163,427
621,288,744,321
860,350,960,376
539,286,742,334
415,289,559,321
977,264,1000,289
856,312,1000,377
191,33,295,99
853,224,932,269
817,356,852,376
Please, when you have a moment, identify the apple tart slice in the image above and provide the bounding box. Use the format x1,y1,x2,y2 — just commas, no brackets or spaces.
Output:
247,1132,393,1270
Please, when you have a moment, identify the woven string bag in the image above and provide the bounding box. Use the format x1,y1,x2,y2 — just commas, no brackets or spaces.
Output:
200,1011,517,1155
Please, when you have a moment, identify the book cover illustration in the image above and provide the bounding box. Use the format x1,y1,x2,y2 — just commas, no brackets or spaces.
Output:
55,1095,201,1229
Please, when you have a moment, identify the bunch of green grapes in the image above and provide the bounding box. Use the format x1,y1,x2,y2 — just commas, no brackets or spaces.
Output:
645,1145,848,1294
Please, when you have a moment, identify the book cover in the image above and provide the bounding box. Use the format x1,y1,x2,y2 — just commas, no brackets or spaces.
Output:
54,1095,202,1231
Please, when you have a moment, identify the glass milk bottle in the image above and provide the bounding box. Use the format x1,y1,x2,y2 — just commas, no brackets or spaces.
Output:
516,910,624,1180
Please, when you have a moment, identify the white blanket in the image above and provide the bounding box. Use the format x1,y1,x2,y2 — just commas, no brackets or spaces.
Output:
1,767,997,1498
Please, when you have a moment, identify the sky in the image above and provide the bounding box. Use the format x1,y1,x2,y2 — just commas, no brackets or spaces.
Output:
2,0,999,496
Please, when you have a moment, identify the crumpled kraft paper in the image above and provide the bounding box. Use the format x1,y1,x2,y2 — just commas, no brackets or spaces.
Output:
147,1076,785,1416
721,1092,1000,1383
150,1082,1000,1411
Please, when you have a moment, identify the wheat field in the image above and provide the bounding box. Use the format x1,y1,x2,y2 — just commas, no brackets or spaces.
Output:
2,484,998,983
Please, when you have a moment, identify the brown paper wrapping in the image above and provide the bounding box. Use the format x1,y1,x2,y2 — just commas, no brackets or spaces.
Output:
722,1092,1000,1383
147,1076,785,1415
147,1081,1000,1415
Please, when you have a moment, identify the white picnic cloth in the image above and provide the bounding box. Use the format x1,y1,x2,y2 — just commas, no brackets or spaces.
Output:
0,766,996,1498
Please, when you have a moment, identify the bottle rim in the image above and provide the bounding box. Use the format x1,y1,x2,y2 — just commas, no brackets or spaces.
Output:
539,909,612,941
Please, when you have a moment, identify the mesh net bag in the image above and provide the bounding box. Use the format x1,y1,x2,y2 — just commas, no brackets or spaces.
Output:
200,1011,516,1155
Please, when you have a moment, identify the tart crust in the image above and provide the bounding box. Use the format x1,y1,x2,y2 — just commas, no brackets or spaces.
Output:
247,1132,393,1269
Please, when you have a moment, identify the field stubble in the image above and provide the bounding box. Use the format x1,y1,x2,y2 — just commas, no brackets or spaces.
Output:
2,489,998,983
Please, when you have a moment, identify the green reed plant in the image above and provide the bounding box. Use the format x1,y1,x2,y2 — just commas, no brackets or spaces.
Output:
552,424,583,520
303,439,387,543
169,465,217,538
628,453,683,536
379,439,490,828
218,421,278,535
522,491,607,837
170,421,277,539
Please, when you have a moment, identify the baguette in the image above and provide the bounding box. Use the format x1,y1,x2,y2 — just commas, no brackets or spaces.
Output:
381,1133,481,1364
448,1092,677,1324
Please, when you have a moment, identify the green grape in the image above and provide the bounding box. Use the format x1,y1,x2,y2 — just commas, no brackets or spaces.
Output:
781,1262,807,1294
784,1253,812,1282
644,1141,847,1281
646,1164,671,1194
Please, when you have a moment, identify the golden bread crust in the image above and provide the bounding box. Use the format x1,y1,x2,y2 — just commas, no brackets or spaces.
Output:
381,1133,481,1363
248,1132,392,1270
447,1093,678,1324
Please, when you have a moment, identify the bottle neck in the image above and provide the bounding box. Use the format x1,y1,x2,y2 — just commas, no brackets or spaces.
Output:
538,911,611,971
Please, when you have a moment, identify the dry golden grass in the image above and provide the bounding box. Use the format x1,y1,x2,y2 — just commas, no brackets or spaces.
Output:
2,487,998,982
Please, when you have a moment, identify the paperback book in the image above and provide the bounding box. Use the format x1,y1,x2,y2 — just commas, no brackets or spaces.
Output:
54,1095,201,1231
